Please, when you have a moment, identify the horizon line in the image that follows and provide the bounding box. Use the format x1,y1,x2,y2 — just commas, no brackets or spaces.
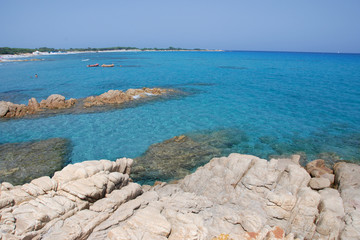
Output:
1,46,359,55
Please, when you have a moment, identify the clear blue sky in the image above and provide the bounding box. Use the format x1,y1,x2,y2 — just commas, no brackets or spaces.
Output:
1,0,360,53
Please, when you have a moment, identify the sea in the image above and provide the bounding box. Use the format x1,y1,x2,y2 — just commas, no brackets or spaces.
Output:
1,51,360,165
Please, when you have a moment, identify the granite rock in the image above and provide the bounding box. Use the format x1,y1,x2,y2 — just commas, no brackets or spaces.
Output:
83,88,172,108
309,177,331,190
0,158,139,240
334,162,360,239
0,88,175,119
1,153,359,240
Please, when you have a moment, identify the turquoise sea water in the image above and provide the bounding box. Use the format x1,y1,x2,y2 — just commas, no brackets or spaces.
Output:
1,51,360,164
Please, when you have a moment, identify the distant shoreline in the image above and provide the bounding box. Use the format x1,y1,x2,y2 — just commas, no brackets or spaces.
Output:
0,48,224,61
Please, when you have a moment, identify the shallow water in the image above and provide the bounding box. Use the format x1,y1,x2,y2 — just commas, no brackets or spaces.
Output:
1,51,359,166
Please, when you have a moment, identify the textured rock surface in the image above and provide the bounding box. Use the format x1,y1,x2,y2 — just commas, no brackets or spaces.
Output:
39,94,76,109
306,159,333,178
0,87,176,119
309,177,331,190
334,162,360,239
1,154,359,240
0,138,71,185
0,158,138,240
83,87,174,108
0,93,76,118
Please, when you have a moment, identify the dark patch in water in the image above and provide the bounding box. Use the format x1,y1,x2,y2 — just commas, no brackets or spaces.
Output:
120,65,142,68
219,66,248,70
0,88,45,103
131,123,360,184
0,88,45,94
0,138,72,185
132,128,247,184
185,82,216,86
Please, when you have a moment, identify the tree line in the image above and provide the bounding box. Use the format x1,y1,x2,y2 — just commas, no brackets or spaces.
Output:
0,46,204,55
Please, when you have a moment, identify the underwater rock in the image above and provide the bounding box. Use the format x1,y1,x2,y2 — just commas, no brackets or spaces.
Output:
131,129,245,183
131,135,221,183
0,138,71,185
316,152,342,167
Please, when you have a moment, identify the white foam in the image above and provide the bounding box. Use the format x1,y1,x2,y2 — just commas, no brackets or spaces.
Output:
82,59,90,62
133,95,141,99
145,92,155,96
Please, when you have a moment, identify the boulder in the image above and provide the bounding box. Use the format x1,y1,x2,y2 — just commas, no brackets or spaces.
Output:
0,101,9,117
309,177,331,190
27,97,40,113
306,159,333,178
39,94,74,109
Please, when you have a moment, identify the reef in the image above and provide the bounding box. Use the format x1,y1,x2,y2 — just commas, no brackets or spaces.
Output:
1,153,359,239
0,138,71,185
132,129,245,183
0,87,177,119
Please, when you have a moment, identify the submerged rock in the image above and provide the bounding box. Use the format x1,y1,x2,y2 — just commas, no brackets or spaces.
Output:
0,138,71,185
132,129,245,183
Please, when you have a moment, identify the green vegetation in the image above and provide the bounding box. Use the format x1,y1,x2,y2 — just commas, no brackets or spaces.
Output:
0,46,206,55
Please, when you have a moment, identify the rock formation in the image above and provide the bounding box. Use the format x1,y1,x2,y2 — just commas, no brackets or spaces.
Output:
1,153,359,239
0,94,76,118
0,138,71,185
83,87,174,108
0,88,176,119
132,130,245,184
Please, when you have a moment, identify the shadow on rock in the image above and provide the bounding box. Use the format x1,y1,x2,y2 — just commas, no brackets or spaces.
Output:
0,138,71,185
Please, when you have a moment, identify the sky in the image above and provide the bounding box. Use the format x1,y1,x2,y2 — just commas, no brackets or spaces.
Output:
1,0,360,53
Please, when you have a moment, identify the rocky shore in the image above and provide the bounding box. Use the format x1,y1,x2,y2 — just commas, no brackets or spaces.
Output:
1,153,359,239
0,88,175,119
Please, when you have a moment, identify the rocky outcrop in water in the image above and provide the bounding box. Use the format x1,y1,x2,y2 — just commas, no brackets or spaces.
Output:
0,138,71,185
0,88,176,119
1,153,359,239
0,94,76,118
83,88,174,108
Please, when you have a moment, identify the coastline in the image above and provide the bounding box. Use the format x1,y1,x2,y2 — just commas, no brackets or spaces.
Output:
0,153,359,239
0,49,223,61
